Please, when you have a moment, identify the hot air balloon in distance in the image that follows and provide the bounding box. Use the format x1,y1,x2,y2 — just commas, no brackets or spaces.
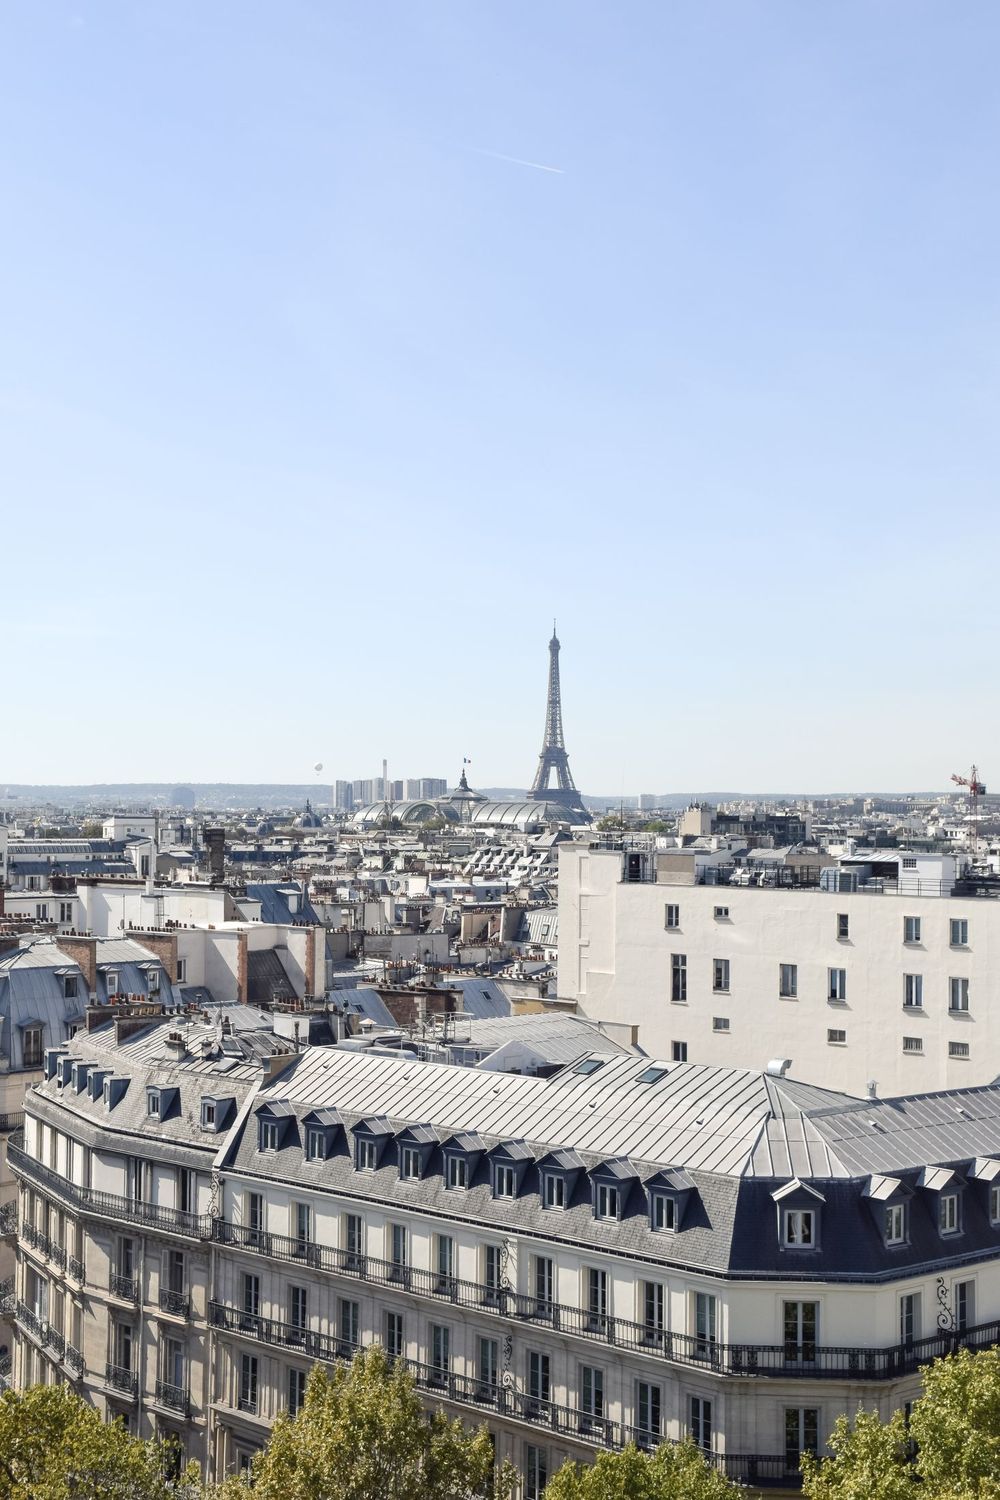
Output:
314,762,323,773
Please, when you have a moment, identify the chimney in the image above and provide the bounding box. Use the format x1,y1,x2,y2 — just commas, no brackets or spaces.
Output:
164,1030,187,1061
203,827,225,885
58,935,98,998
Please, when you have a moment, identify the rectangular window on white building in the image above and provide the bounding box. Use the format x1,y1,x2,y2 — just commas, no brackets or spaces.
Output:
949,977,970,1013
827,1029,846,1045
951,918,969,947
712,1017,730,1033
903,915,921,944
903,1036,923,1054
955,1280,975,1330
828,968,847,1002
904,974,923,1008
950,1041,970,1059
712,958,730,992
671,1041,688,1062
837,913,849,940
635,1381,662,1446
664,904,680,930
671,954,687,1003
779,964,797,999
694,1292,717,1359
689,1395,712,1452
785,1408,819,1471
900,1292,921,1346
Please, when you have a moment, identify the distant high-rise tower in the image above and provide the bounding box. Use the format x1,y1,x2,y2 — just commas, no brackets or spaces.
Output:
528,625,587,812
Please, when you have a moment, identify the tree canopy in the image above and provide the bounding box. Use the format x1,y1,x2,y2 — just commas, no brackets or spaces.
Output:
0,1383,199,1500
542,1440,741,1500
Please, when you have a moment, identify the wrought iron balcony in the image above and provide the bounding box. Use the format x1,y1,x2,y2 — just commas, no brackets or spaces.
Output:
8,1137,210,1240
158,1288,190,1318
68,1256,85,1283
212,1218,997,1383
105,1363,138,1398
155,1379,191,1416
65,1344,84,1375
207,1300,793,1486
109,1273,138,1302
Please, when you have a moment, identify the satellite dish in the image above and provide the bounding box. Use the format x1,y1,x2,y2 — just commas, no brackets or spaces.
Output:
314,762,323,773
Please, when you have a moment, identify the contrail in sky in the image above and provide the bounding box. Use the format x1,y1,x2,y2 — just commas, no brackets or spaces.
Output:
469,147,564,175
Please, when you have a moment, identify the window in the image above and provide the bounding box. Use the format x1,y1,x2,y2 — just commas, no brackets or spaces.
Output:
445,1155,468,1190
779,963,798,999
524,1446,548,1500
532,1255,554,1313
827,1029,846,1045
828,968,847,1002
288,1367,307,1416
572,1058,604,1076
338,1297,359,1351
712,1017,730,1032
955,1280,975,1331
200,1100,216,1130
22,1028,43,1069
671,1041,688,1062
635,1381,662,1446
247,1191,264,1241
650,1191,676,1232
430,1323,450,1378
664,904,680,930
293,1201,312,1252
478,1337,499,1392
694,1292,717,1359
586,1267,609,1330
904,915,921,944
35,904,48,921
885,1203,907,1245
385,1310,404,1359
939,1193,960,1235
63,975,77,999
258,1120,279,1152
542,1173,565,1210
689,1394,712,1453
671,953,687,1003
483,1244,503,1299
594,1183,620,1221
903,1036,923,1054
435,1234,455,1288
949,977,970,1013
344,1213,364,1268
147,969,160,994
837,913,849,940
784,1209,815,1247
950,1041,970,1059
176,958,187,983
106,972,119,996
306,1128,326,1162
492,1163,515,1199
712,958,730,992
951,918,969,947
59,904,74,925
580,1365,605,1422
356,1138,377,1171
900,1293,921,1346
904,974,923,1008
902,856,917,869
784,1301,818,1364
289,1284,307,1332
713,906,729,921
399,1146,421,1181
641,1281,665,1340
637,1065,669,1084
242,1272,260,1317
390,1223,408,1272
238,1354,258,1413
146,1090,160,1118
785,1408,819,1471
991,1184,1000,1226
527,1349,550,1407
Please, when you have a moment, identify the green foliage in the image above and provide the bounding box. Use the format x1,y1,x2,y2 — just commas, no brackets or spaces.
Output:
595,815,626,832
542,1439,741,1500
0,1383,201,1500
221,1348,515,1500
910,1346,1000,1496
800,1409,916,1500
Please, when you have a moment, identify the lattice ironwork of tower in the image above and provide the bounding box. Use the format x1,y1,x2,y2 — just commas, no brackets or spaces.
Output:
527,625,587,811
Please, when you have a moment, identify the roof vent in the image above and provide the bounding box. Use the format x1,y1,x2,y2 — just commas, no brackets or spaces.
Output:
765,1058,792,1077
867,1080,878,1099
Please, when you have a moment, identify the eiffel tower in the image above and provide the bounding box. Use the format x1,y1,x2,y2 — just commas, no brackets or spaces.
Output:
527,624,587,812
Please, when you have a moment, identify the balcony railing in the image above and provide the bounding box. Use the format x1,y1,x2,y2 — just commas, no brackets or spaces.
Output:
68,1256,85,1283
105,1363,138,1398
65,1343,84,1375
8,1138,210,1240
212,1219,999,1382
110,1272,139,1301
207,1301,793,1486
159,1288,190,1318
155,1379,191,1416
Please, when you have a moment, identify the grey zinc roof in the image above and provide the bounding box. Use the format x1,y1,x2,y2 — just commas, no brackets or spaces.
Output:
445,1013,632,1063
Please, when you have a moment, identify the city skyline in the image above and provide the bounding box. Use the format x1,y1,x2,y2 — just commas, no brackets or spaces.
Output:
4,4,1000,787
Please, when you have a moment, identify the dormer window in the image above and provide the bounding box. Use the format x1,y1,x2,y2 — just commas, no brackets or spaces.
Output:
595,1184,620,1221
306,1128,326,1162
885,1203,907,1245
493,1164,515,1199
147,1089,161,1119
356,1139,377,1172
106,972,119,997
148,969,160,995
258,1120,279,1153
650,1191,677,1233
991,1184,1000,1226
445,1155,469,1191
201,1100,216,1130
399,1147,421,1181
63,975,78,1000
542,1173,565,1210
939,1193,960,1236
783,1209,815,1247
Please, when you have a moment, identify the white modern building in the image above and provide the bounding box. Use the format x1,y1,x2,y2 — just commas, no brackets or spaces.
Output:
12,1015,1000,1495
558,842,1000,1095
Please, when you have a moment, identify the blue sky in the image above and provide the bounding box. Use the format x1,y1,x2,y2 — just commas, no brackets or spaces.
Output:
3,2,999,793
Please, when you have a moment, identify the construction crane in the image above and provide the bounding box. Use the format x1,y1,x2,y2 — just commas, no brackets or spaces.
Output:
951,764,987,856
